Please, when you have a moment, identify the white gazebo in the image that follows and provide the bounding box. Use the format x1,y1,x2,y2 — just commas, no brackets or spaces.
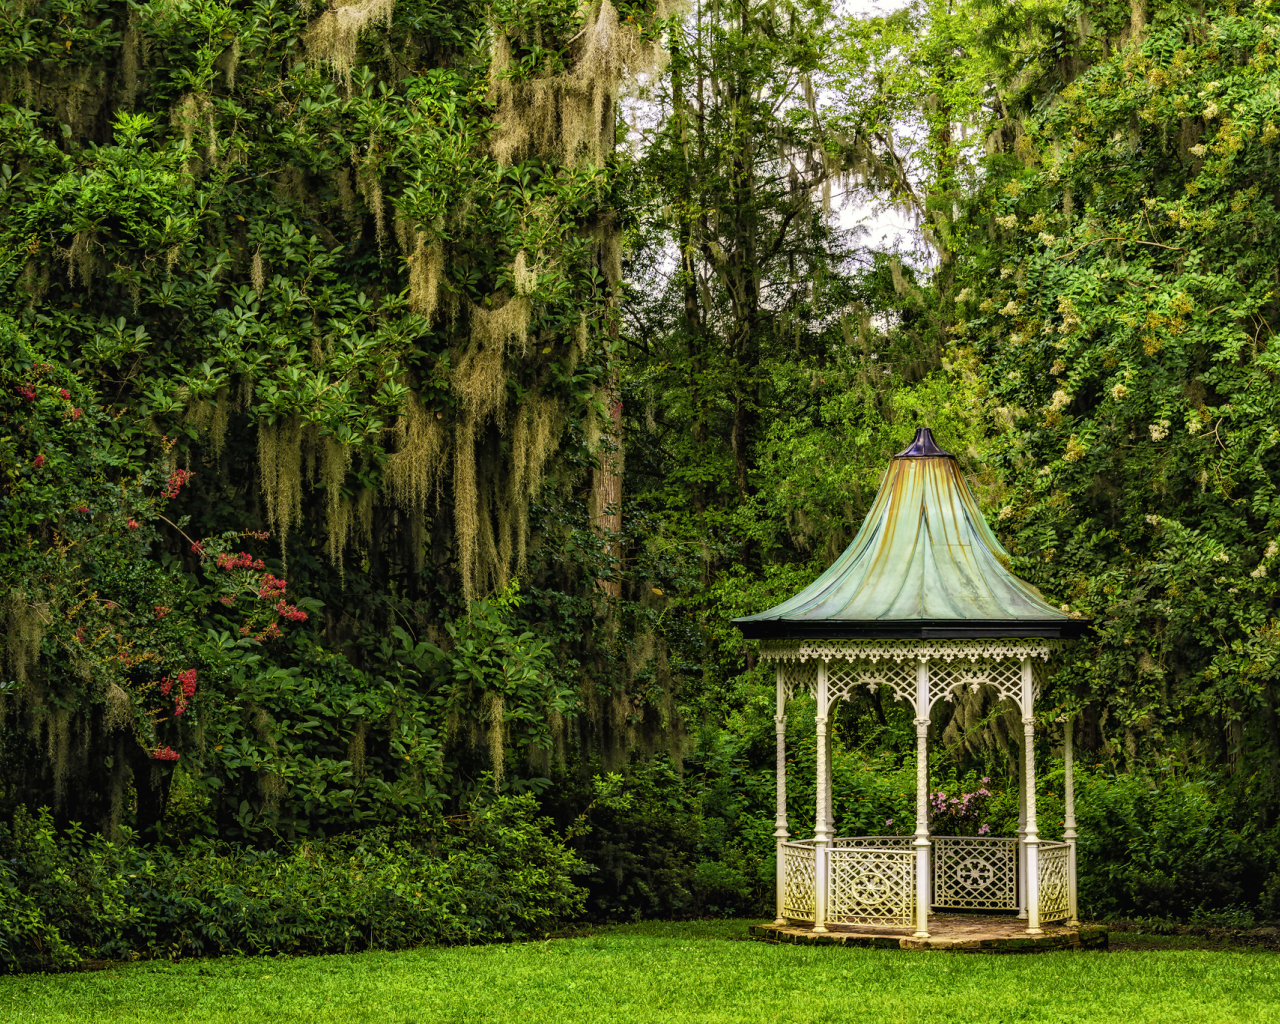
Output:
733,429,1086,939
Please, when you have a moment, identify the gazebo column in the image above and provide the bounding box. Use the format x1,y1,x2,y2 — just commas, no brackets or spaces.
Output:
813,660,831,933
773,663,789,927
1021,657,1042,935
1064,714,1079,928
823,723,835,842
913,657,931,939
1016,738,1027,920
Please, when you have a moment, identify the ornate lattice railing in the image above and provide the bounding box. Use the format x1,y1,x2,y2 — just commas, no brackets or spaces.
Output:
782,833,1068,927
827,847,915,927
833,835,913,852
1038,842,1071,922
932,835,1018,911
780,841,817,920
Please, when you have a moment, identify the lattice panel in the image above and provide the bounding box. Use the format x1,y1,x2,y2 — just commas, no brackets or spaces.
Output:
827,847,915,927
1038,842,1071,922
781,842,818,921
827,659,917,708
932,836,1018,911
778,660,818,704
928,658,1024,708
834,835,913,852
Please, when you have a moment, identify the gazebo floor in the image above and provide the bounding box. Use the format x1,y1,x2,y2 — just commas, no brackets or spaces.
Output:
749,914,1109,952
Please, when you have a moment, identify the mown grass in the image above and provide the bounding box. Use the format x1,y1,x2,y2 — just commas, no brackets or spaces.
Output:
1,919,1276,1023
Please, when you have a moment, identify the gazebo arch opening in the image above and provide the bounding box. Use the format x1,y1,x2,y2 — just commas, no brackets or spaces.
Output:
733,429,1087,940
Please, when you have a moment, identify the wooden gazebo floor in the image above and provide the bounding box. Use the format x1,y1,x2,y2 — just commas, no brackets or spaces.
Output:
749,914,1109,952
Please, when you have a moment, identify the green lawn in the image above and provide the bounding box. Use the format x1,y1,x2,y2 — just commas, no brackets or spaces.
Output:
1,920,1276,1024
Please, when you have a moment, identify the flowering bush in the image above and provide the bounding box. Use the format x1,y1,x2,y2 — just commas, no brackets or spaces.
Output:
199,538,310,642
929,778,995,836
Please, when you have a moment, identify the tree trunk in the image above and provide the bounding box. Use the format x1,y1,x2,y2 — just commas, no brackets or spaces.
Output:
592,381,623,600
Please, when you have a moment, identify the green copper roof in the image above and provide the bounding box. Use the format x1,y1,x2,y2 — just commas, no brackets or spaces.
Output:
733,429,1086,640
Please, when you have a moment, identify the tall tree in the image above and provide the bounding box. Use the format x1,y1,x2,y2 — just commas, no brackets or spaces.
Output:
0,0,674,834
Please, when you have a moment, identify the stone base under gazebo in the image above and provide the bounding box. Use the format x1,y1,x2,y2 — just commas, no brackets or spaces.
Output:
749,916,1109,952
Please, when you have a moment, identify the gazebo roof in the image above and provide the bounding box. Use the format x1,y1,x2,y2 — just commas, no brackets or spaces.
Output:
733,428,1087,640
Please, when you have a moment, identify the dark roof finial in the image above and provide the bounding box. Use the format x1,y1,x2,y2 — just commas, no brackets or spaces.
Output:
894,426,954,459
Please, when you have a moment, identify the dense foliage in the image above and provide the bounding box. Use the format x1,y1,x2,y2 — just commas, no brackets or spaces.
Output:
0,795,584,972
2,0,1280,972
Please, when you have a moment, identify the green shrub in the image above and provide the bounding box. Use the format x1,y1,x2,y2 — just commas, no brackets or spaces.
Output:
1075,767,1255,919
690,859,754,917
0,795,585,972
570,760,702,921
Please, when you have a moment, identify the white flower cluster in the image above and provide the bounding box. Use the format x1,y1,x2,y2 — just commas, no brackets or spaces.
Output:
956,288,972,303
1111,383,1130,400
1212,552,1230,563
1149,420,1171,441
1038,232,1057,245
998,505,1015,520
1203,101,1219,119
1190,144,1208,158
1145,514,1161,525
1001,300,1021,316
996,214,1019,230
1050,389,1070,410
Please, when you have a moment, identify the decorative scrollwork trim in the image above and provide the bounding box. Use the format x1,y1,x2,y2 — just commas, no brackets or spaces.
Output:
761,638,1069,663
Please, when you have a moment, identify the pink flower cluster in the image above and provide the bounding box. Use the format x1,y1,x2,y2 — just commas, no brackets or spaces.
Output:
930,786,991,816
929,778,994,837
33,454,46,468
255,622,283,642
161,468,194,500
17,386,35,402
216,551,266,572
127,518,140,530
258,573,287,599
160,668,198,715
275,599,308,623
151,746,180,762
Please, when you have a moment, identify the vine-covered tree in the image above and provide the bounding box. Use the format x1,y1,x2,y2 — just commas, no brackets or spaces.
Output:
0,0,676,836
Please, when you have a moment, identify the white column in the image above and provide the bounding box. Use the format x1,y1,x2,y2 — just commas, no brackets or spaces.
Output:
1064,714,1079,928
823,709,835,841
773,663,790,926
1021,657,1042,935
913,657,931,939
1016,737,1027,920
813,660,831,933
